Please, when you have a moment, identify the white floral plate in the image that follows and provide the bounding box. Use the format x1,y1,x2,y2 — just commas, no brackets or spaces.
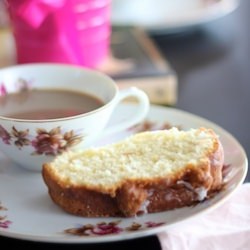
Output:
0,103,248,243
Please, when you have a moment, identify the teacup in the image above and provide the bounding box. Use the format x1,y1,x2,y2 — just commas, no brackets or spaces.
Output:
0,63,149,171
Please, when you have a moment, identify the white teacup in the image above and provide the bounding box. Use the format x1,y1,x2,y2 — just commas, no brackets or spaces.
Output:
0,63,149,171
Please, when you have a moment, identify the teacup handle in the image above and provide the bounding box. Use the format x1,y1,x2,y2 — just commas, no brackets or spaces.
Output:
103,87,149,136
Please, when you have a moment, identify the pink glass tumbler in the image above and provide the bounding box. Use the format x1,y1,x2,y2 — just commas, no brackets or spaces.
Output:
7,0,111,68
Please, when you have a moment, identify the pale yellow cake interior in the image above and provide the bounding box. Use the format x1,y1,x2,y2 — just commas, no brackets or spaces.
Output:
49,127,216,191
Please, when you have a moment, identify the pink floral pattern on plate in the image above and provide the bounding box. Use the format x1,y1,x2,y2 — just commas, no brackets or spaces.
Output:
0,202,11,229
130,120,181,133
64,220,165,236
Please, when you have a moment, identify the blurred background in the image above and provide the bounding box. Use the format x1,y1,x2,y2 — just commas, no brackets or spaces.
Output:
0,1,249,249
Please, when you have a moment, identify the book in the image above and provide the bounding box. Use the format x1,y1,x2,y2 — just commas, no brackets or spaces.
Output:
99,26,178,105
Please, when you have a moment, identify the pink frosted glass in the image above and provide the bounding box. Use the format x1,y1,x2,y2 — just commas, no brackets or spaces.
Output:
7,0,111,68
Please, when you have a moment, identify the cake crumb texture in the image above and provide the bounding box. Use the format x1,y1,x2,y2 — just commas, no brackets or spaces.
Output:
42,127,224,217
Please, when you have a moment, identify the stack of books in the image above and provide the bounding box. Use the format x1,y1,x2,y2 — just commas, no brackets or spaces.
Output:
99,26,178,106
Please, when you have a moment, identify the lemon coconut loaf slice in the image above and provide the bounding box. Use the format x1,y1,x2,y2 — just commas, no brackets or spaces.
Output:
42,127,224,217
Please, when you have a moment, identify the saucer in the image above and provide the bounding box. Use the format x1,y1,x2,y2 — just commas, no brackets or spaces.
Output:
0,103,247,243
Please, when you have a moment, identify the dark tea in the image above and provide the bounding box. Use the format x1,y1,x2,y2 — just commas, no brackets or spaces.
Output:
0,89,104,120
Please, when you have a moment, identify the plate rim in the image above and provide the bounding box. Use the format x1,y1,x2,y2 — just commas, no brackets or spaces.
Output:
0,103,248,243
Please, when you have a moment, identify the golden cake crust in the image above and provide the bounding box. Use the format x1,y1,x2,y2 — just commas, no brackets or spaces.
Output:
42,127,224,217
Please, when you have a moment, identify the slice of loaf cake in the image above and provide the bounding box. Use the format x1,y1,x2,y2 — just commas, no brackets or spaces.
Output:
42,127,224,217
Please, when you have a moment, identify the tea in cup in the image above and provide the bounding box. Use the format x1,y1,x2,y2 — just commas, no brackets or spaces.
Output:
0,63,149,171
